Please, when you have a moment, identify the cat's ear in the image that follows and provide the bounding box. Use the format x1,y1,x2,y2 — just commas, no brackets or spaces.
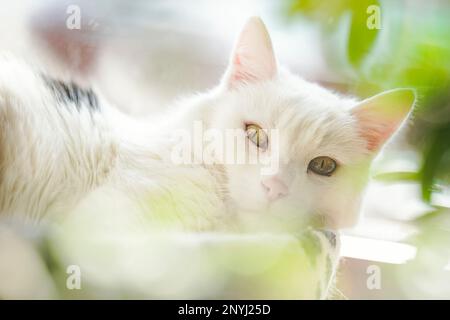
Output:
223,17,278,89
351,88,416,152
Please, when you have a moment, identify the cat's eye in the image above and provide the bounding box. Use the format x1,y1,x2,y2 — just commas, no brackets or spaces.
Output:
308,156,337,176
245,124,268,150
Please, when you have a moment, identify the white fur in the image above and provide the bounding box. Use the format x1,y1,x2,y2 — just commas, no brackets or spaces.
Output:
0,18,416,300
0,18,415,231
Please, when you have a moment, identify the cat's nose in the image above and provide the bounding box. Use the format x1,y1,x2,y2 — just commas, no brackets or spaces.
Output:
261,176,289,201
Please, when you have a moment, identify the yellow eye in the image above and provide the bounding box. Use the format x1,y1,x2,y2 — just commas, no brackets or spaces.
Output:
245,124,268,150
308,156,337,176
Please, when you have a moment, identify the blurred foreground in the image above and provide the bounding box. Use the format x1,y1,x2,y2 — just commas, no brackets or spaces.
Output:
0,0,449,299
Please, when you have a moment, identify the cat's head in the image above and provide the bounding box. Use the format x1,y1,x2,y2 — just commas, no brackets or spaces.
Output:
188,17,416,229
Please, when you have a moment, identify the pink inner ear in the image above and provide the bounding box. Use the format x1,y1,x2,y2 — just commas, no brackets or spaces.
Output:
231,54,258,84
361,123,396,151
225,17,277,89
352,88,415,152
354,108,400,152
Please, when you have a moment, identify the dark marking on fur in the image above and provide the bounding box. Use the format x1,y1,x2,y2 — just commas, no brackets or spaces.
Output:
43,76,99,112
319,229,336,248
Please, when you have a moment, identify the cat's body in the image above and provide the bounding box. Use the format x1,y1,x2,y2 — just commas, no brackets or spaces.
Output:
0,57,227,228
0,18,415,299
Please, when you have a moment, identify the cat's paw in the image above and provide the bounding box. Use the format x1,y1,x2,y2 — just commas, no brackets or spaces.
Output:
296,228,340,299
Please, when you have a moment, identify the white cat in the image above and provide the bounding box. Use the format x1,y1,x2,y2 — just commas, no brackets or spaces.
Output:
0,17,415,298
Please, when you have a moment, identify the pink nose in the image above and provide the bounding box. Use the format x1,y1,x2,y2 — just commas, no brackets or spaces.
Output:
261,176,289,201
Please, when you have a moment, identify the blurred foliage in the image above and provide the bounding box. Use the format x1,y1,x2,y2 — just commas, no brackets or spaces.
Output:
288,0,380,67
286,0,450,206
285,1,450,295
398,206,450,298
